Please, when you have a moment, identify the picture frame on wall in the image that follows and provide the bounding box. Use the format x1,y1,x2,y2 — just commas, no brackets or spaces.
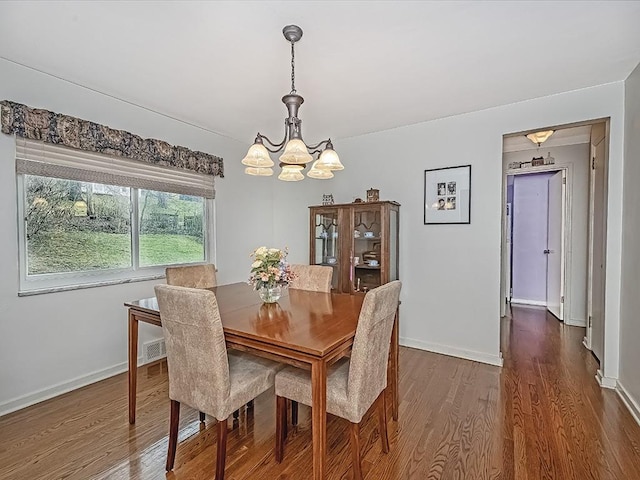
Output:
424,164,471,224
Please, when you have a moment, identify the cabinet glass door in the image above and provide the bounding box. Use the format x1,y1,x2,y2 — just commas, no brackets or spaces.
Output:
313,211,340,290
352,207,382,293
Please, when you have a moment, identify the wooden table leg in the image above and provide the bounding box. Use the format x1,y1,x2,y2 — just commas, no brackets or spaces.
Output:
390,309,399,421
128,310,139,424
311,359,327,480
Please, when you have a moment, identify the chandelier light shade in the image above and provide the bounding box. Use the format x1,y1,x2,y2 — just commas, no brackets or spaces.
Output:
279,138,313,165
314,141,344,170
526,130,555,146
242,25,343,181
307,160,335,179
241,141,274,168
278,164,305,182
244,166,274,176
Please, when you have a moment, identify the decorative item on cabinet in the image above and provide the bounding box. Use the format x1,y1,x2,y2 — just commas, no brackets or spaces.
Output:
362,250,380,264
366,188,379,202
322,194,334,205
531,156,545,167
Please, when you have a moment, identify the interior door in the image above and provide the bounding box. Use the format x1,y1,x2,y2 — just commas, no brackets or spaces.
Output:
546,171,565,320
505,202,512,304
590,137,607,362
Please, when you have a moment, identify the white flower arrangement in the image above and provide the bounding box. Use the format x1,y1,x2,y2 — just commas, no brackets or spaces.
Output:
248,246,295,290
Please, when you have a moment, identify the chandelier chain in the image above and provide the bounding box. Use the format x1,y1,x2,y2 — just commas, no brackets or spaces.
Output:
290,41,296,94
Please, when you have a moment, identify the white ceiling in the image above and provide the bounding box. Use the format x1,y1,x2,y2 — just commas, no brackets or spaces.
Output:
1,1,639,146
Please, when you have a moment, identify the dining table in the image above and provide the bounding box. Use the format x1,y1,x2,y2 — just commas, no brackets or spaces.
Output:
124,282,399,480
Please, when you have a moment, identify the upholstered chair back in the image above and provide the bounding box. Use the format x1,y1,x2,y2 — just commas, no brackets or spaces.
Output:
347,280,401,422
165,264,217,289
154,285,230,418
289,264,333,292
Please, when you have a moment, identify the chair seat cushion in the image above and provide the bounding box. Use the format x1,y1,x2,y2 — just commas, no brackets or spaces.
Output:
275,358,358,422
223,352,281,419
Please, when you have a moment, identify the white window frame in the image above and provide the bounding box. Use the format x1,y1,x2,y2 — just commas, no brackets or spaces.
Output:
16,175,216,295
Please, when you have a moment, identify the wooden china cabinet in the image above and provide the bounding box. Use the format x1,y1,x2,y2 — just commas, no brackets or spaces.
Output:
309,201,400,294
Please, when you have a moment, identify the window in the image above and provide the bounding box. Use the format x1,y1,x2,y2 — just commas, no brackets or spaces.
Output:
138,189,206,267
16,139,215,294
25,177,133,275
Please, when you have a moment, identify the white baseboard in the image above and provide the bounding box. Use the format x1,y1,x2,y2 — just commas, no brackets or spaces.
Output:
0,360,132,418
400,337,503,367
510,298,547,307
596,369,617,389
565,318,586,327
616,381,640,427
0,353,158,418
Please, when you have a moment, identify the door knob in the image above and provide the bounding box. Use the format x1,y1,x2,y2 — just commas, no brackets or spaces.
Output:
543,249,550,254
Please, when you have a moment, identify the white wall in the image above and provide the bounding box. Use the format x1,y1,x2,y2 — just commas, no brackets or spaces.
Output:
619,63,640,418
0,58,631,414
504,144,591,325
0,59,319,414
331,82,625,371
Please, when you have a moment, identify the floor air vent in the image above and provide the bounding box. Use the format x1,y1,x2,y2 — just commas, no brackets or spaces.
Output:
143,339,166,364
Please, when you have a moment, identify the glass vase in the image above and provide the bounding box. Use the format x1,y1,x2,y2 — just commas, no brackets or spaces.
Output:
258,285,282,304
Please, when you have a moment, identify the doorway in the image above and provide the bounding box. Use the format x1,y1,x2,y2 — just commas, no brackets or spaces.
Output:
500,120,609,366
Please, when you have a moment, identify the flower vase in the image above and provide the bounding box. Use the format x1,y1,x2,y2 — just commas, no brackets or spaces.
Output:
258,285,282,304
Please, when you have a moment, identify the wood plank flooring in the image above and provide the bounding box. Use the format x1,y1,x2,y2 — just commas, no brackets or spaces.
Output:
1,305,640,479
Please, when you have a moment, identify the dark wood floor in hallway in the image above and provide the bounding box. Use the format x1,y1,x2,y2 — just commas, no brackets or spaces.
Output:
1,305,639,479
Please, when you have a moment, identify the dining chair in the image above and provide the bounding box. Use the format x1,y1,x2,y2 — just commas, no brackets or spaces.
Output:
289,264,332,293
286,264,333,425
274,280,401,480
165,263,217,289
155,285,281,479
165,263,233,421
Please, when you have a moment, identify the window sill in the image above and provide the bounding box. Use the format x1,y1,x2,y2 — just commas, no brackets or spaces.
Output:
18,274,165,297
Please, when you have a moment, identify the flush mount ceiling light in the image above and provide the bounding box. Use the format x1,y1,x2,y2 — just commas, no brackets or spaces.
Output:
241,25,343,181
526,130,555,146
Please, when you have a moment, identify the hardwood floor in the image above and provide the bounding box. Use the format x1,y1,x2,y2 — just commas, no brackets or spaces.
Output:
1,305,640,479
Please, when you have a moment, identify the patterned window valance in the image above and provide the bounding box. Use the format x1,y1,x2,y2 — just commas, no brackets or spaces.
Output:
0,100,224,178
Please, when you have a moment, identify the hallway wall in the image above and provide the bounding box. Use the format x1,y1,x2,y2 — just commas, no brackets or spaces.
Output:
619,62,640,421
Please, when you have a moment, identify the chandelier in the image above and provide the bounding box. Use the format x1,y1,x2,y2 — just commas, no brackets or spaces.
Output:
241,25,344,181
526,129,554,147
